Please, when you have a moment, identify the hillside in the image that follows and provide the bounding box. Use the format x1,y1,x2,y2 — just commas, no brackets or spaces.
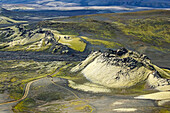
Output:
0,8,114,21
71,48,170,89
0,8,27,24
67,48,170,111
0,25,86,53
0,16,26,24
0,10,169,67
39,10,170,67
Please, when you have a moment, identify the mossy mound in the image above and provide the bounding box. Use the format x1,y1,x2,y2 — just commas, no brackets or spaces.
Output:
0,25,86,54
71,48,170,89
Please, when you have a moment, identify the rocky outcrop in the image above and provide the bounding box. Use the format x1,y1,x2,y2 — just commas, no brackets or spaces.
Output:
0,25,70,54
71,48,170,88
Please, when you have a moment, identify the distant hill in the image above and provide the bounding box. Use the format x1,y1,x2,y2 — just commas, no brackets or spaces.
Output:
0,8,27,24
0,8,11,14
0,16,26,24
1,0,170,8
0,7,114,21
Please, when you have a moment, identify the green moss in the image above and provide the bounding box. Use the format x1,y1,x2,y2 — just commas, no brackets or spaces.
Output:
0,60,70,112
58,36,86,52
75,105,93,112
0,60,67,112
152,46,170,53
70,100,93,112
38,19,116,40
81,36,122,48
157,109,170,113
9,87,23,100
10,77,18,82
14,98,36,112
0,60,65,100
60,30,79,36
110,81,155,96
118,18,170,46
52,62,79,77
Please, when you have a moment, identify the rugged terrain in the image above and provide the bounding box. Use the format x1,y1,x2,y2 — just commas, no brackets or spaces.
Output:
0,10,170,68
0,10,169,113
0,24,87,53
39,10,170,67
71,48,170,89
68,48,170,112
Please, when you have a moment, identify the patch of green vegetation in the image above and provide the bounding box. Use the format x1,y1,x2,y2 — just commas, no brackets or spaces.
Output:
60,30,79,36
38,19,117,39
155,108,170,113
14,98,36,112
75,105,93,112
0,60,66,99
118,10,170,16
81,36,122,48
46,10,170,53
151,46,170,52
71,100,93,112
116,18,170,46
161,102,170,108
9,86,24,100
125,82,148,94
0,60,69,112
52,62,84,80
57,35,86,52
71,100,84,106
110,81,156,96
10,77,18,82
53,62,75,75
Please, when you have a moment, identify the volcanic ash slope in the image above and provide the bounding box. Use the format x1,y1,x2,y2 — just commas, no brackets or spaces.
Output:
71,48,170,89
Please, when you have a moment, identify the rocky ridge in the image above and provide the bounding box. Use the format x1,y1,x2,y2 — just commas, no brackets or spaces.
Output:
0,25,70,54
71,48,170,89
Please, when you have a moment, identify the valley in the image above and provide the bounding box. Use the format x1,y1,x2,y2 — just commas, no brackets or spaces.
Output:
0,9,169,113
